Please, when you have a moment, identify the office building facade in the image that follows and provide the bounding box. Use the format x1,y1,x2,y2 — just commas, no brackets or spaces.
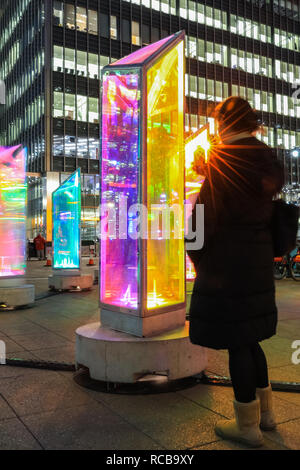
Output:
0,0,299,240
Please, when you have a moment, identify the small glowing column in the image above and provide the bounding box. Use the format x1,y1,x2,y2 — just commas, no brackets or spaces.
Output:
52,169,81,271
0,145,35,308
0,146,27,277
100,32,186,337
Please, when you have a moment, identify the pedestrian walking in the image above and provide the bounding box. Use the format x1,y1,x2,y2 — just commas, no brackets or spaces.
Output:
187,97,285,447
34,233,46,260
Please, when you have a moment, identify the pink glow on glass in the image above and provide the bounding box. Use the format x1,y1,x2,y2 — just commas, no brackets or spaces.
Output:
111,35,174,65
0,146,26,278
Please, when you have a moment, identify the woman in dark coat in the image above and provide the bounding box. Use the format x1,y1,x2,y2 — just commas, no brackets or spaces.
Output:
187,97,284,447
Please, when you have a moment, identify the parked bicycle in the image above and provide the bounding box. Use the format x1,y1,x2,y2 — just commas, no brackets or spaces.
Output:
274,255,289,280
290,248,300,281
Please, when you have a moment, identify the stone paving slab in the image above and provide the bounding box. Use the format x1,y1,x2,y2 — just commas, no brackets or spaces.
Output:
22,403,163,450
0,417,42,450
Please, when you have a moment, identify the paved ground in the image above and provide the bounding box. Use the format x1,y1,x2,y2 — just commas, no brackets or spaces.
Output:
0,260,299,450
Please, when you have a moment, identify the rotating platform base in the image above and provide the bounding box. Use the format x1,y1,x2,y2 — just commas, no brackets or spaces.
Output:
48,273,93,292
75,322,207,384
0,284,35,309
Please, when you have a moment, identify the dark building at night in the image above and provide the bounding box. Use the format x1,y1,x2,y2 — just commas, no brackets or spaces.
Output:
0,0,299,240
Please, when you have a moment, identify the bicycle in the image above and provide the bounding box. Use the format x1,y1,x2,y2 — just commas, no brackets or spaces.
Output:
274,256,289,280
290,248,300,281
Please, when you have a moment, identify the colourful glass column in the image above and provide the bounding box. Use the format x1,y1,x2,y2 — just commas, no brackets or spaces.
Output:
52,169,81,270
0,146,27,278
100,32,186,336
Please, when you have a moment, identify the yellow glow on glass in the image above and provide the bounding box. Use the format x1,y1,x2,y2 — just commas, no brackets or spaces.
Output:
146,40,185,310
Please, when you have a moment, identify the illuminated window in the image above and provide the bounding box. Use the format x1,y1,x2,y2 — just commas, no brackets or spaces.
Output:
76,6,87,32
53,1,63,26
88,10,98,35
197,39,205,61
198,77,206,99
180,0,187,19
110,15,117,39
76,50,87,77
132,21,140,46
161,0,169,14
65,93,75,120
65,48,75,74
88,97,99,124
65,4,75,30
77,95,87,122
53,45,63,72
88,53,98,79
53,91,63,118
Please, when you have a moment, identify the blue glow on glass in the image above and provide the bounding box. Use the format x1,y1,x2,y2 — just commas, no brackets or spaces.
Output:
52,169,81,270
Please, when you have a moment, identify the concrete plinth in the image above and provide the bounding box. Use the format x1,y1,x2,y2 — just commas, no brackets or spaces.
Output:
100,306,186,338
48,272,93,291
76,322,207,383
0,284,35,308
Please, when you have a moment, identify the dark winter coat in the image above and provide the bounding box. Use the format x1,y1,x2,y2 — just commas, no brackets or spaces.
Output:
187,136,284,350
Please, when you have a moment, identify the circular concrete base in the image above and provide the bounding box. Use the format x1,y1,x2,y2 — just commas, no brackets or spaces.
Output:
48,273,93,291
76,322,207,384
0,284,35,309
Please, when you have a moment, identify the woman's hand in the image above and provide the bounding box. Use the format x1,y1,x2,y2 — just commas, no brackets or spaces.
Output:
192,146,208,177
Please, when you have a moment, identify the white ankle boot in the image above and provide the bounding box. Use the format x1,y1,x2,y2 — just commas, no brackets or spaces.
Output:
215,399,264,448
256,384,276,431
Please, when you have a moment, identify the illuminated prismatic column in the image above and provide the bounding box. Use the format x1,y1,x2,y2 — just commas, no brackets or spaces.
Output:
99,31,186,337
49,169,93,291
0,146,35,308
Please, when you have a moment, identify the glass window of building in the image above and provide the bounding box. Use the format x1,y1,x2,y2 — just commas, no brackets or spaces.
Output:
188,37,197,59
76,6,87,32
110,15,117,39
65,93,75,120
142,24,150,45
53,91,63,118
88,10,98,35
180,0,187,19
53,45,63,72
100,55,110,74
207,80,214,101
132,21,140,46
53,1,63,26
65,136,76,157
198,77,206,99
161,0,169,14
65,4,75,30
89,97,99,124
197,39,205,61
122,19,130,43
65,48,75,74
100,13,109,38
88,53,98,79
197,3,205,23
189,75,197,98
77,50,87,76
77,95,87,122
53,135,64,156
206,42,213,62
231,49,238,69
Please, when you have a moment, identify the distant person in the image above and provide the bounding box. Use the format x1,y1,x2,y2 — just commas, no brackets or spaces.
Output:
34,233,46,260
187,97,284,447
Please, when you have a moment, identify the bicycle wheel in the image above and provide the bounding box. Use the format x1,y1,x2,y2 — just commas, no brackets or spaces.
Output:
274,262,287,280
290,258,300,281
